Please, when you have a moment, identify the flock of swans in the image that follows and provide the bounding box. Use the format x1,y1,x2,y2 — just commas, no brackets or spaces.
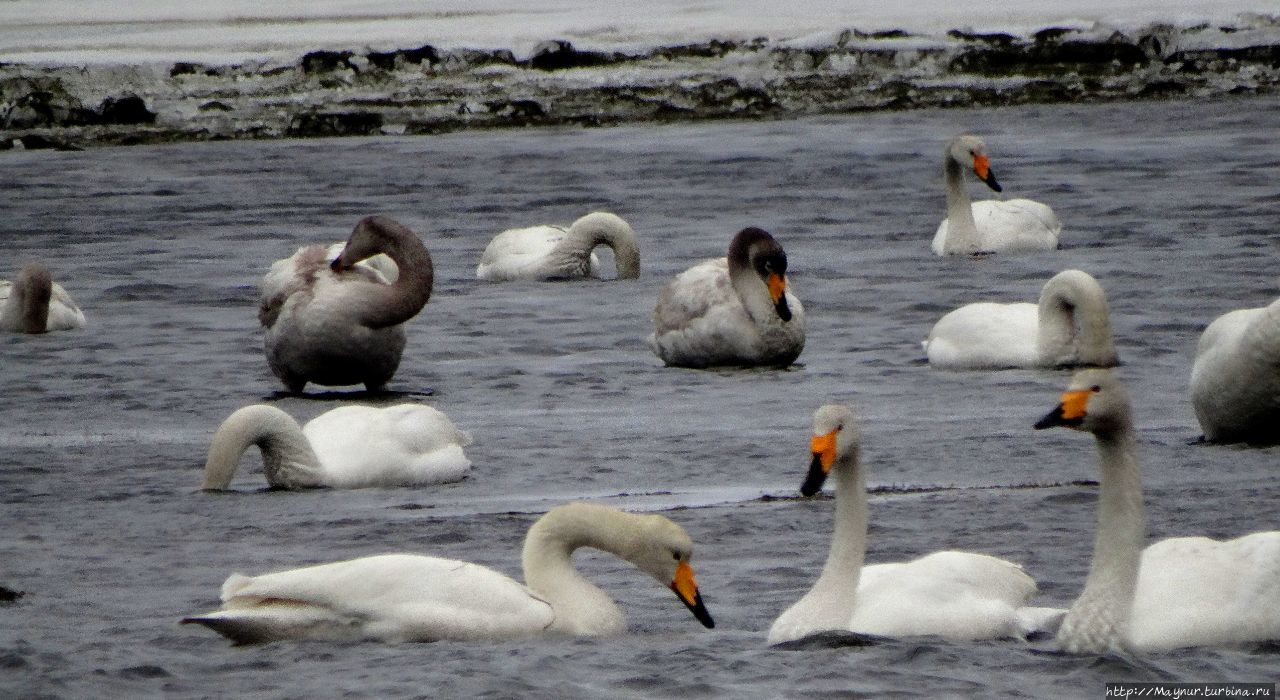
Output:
5,133,1278,653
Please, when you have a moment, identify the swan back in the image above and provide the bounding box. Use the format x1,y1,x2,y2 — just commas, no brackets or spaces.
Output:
1190,298,1280,443
202,405,325,490
301,404,472,487
1036,270,1118,368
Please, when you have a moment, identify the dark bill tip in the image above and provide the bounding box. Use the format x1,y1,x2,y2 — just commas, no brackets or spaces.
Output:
983,171,1003,193
1034,405,1080,430
800,453,828,497
775,296,793,322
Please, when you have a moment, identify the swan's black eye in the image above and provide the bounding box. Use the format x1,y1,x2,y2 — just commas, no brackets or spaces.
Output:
672,550,681,561
1091,385,1101,392
836,424,844,432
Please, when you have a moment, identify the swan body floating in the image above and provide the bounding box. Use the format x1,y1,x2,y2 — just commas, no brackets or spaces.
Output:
259,216,433,393
476,212,640,281
1035,369,1280,653
768,404,1056,645
201,403,471,490
925,269,1118,370
1190,297,1280,444
932,135,1060,256
183,502,715,643
0,263,85,333
649,227,804,368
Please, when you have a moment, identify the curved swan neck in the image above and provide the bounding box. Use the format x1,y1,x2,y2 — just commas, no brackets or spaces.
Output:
202,405,325,489
815,446,869,602
563,213,640,279
1060,422,1146,653
11,264,53,333
942,154,981,254
1037,272,1118,367
521,503,651,631
727,228,788,325
1242,298,1280,363
338,217,434,329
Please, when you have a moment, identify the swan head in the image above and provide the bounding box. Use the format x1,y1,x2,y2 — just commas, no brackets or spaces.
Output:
948,134,1002,193
330,215,415,272
1034,369,1132,436
632,514,716,629
14,263,54,333
801,404,860,496
728,227,793,322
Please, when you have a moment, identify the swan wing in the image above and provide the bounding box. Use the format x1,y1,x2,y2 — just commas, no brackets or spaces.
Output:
971,199,1060,252
849,551,1038,640
477,225,592,281
303,405,472,487
184,554,554,644
925,302,1040,369
1128,532,1280,650
648,258,772,367
44,283,86,330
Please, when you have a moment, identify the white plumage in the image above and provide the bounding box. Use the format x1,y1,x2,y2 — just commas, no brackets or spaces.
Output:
476,212,640,282
1190,298,1280,443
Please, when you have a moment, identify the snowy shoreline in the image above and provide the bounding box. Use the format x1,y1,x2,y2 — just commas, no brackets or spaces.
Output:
2,14,1278,150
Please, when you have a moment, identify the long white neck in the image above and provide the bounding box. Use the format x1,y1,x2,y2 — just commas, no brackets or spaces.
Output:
728,260,781,327
201,405,327,489
1037,272,1118,367
520,503,650,635
1058,427,1145,654
557,213,640,279
811,447,869,616
942,155,982,254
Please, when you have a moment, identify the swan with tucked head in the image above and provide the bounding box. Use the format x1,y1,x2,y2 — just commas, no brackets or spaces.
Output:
768,404,1058,645
925,269,1118,370
476,211,640,281
649,227,805,368
201,403,471,490
182,502,715,643
1190,297,1280,444
1035,369,1280,653
932,135,1061,256
259,216,433,393
0,263,85,333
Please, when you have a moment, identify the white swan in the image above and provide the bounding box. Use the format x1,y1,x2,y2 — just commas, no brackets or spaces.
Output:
259,215,433,393
768,404,1057,645
649,227,805,368
1035,369,1280,653
200,403,471,490
932,135,1061,256
1190,297,1280,444
476,211,640,281
182,502,715,643
924,269,1118,370
0,263,85,333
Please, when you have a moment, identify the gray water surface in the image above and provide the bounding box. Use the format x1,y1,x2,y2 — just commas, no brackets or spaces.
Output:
2,96,1278,698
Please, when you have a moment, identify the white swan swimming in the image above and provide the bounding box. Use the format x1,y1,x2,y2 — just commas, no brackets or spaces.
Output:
182,502,715,643
0,262,85,333
649,227,805,368
932,135,1061,256
200,403,471,490
768,404,1058,645
1190,297,1280,444
1035,369,1280,653
259,215,433,393
924,269,1118,370
476,211,640,281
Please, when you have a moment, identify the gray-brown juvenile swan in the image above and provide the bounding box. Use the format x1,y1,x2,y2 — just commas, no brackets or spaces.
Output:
649,227,804,368
933,135,1061,256
200,403,471,490
259,216,433,392
475,211,640,281
0,262,85,333
768,404,1057,645
1190,297,1280,444
1035,369,1280,653
925,269,1117,369
183,502,714,643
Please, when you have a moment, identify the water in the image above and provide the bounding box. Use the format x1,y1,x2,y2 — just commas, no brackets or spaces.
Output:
2,95,1278,697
